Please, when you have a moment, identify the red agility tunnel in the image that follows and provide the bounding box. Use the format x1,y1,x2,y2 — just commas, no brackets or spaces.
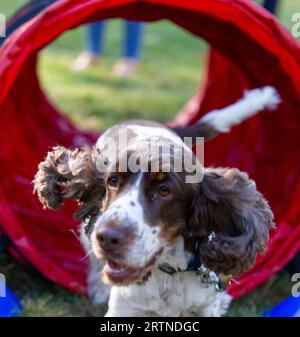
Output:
0,0,300,299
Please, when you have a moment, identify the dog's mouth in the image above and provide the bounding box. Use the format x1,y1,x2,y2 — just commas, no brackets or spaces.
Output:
103,259,146,285
102,247,164,285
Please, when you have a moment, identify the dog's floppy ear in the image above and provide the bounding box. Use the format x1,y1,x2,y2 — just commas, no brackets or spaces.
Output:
33,146,105,221
187,168,275,276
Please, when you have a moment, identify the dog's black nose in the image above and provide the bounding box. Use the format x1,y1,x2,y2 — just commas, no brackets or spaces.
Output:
97,227,126,250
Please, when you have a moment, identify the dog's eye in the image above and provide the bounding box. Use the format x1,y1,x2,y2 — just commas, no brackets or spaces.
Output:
157,185,171,197
108,175,118,188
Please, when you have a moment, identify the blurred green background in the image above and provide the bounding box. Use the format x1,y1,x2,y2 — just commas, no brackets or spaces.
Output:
0,0,299,316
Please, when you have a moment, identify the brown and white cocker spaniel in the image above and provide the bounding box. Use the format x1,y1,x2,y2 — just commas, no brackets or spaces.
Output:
33,87,279,316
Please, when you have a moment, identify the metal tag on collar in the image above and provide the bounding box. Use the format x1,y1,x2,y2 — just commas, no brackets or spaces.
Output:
196,265,212,288
195,265,227,292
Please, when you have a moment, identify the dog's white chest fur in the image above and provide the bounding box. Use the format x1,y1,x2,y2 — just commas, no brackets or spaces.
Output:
106,271,232,317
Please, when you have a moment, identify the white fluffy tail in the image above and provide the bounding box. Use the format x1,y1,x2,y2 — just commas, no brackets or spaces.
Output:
198,86,281,133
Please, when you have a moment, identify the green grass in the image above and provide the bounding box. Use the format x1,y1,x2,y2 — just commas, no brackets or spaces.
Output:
38,21,205,131
0,0,299,317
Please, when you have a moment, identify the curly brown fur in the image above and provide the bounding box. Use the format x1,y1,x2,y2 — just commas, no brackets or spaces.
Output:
33,146,105,221
187,168,275,276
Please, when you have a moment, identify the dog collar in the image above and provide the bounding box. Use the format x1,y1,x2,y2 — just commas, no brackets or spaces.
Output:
158,260,227,292
158,239,227,292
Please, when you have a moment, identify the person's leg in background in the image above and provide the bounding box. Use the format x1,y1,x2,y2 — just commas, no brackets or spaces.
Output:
263,0,279,14
71,22,106,71
113,21,144,78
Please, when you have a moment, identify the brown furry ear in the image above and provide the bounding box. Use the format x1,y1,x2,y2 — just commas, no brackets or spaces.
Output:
187,168,275,276
33,146,105,221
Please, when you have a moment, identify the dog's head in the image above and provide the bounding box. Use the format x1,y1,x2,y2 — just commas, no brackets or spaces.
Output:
34,123,274,286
